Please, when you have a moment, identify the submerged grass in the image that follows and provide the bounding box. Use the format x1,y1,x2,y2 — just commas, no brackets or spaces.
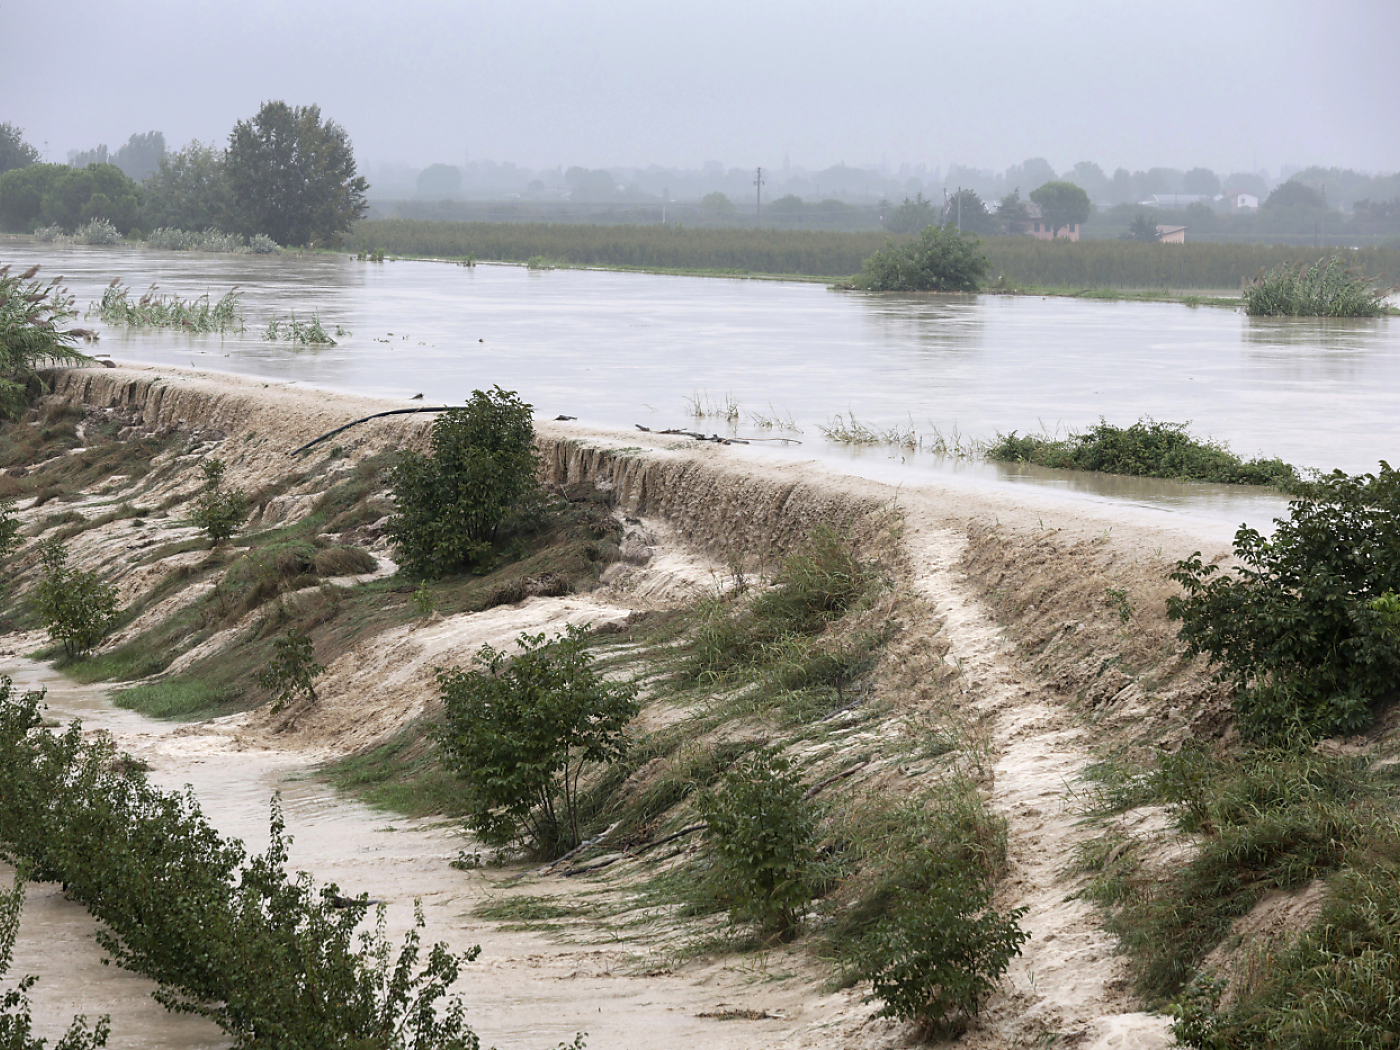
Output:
819,413,980,458
88,280,244,333
986,418,1299,489
264,313,340,346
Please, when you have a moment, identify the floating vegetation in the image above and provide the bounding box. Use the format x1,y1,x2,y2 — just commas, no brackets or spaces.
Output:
986,418,1299,488
145,227,279,254
87,280,244,333
264,313,338,346
525,255,558,271
820,412,979,457
1243,255,1392,317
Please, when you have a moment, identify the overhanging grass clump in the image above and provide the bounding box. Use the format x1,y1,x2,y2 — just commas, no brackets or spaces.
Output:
1243,255,1393,317
680,524,887,713
987,418,1299,488
1075,745,1400,1009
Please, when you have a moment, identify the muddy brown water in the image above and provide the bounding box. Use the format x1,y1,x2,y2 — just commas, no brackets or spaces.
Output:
9,239,1398,528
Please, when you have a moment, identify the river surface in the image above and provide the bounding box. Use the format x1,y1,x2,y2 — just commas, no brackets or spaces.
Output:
6,239,1398,529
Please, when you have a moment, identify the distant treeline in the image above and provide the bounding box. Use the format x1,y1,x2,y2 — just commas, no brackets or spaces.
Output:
353,220,1400,289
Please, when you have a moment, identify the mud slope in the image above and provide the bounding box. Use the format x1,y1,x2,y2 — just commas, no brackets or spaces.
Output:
18,364,1239,1048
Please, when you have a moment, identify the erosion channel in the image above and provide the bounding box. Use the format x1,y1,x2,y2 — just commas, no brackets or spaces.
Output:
3,364,1240,1049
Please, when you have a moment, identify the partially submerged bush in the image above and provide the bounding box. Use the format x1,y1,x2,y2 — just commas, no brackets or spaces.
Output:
0,682,480,1049
1243,255,1392,317
1169,463,1400,742
256,627,326,713
388,386,542,579
698,750,819,939
853,224,990,292
144,227,280,253
987,418,1298,488
435,625,639,857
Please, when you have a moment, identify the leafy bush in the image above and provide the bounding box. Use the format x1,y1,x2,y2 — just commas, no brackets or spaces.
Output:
189,458,248,544
33,540,120,658
0,681,480,1049
387,386,542,579
0,263,94,417
257,628,326,713
859,868,1029,1032
435,625,639,857
697,750,819,939
1169,464,1400,742
986,419,1299,488
144,227,280,253
1243,255,1392,316
854,224,990,292
71,218,121,244
829,786,1025,1029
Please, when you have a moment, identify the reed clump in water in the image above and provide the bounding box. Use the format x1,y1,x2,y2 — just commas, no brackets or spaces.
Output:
1243,255,1393,317
88,280,244,334
263,312,338,346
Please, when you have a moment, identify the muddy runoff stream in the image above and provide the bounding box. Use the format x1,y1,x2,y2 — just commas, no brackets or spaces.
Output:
3,651,870,1050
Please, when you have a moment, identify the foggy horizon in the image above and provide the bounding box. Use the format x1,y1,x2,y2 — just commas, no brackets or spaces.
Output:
4,0,1398,179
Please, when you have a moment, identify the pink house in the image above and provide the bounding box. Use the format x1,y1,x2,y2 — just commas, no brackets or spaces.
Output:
1022,202,1080,240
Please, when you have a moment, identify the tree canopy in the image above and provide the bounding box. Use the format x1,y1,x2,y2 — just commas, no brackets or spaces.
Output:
226,101,367,247
140,141,234,232
1029,181,1091,236
0,124,39,175
0,162,141,233
884,192,939,234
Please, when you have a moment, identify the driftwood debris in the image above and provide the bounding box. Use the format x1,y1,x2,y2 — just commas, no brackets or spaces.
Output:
802,761,870,800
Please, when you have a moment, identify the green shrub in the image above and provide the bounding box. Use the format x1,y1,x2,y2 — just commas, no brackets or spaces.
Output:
387,386,542,580
0,264,93,418
986,419,1298,488
33,540,120,658
1243,255,1392,316
256,628,326,713
697,750,819,939
1169,463,1400,742
434,625,639,857
189,458,247,546
858,866,1028,1032
854,224,990,292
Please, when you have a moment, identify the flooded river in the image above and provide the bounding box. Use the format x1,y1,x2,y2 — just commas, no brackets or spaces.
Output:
6,239,1398,528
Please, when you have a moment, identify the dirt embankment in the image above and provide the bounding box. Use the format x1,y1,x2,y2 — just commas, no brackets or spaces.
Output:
16,364,1238,1049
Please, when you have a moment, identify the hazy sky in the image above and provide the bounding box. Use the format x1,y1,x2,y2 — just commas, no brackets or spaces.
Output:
3,0,1398,176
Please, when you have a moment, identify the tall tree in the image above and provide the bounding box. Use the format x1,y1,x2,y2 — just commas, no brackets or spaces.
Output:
0,124,39,175
1029,181,1091,236
225,102,368,247
140,141,233,232
112,131,166,182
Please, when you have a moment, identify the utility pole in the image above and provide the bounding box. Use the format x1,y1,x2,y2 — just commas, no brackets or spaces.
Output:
754,167,764,226
662,186,668,225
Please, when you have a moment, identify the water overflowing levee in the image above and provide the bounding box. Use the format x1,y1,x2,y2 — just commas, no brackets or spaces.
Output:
17,363,1234,1049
